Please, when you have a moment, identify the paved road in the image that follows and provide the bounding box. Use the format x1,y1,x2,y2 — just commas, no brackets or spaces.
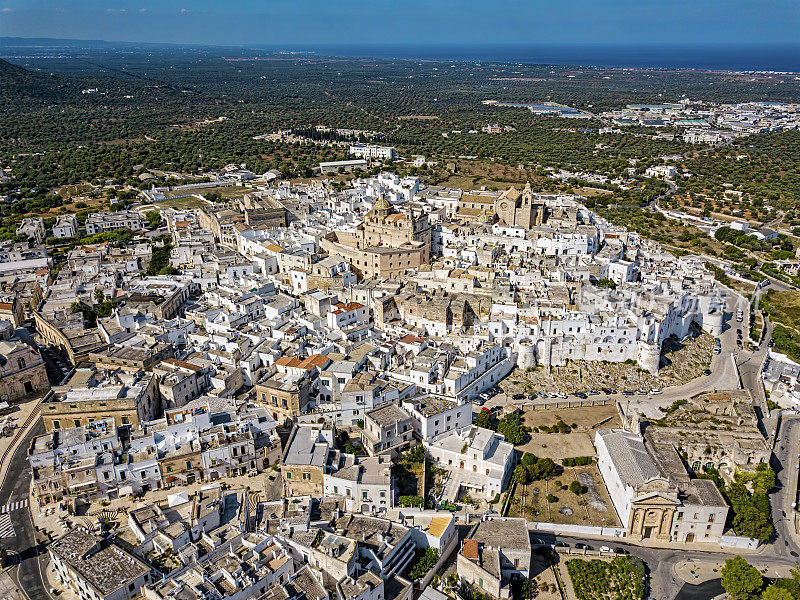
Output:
543,533,798,600
0,420,48,600
648,179,677,212
770,415,800,561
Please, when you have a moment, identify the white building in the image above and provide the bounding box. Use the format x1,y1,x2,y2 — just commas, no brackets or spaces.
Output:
53,213,79,238
323,455,393,514
50,528,153,600
16,218,46,244
401,394,472,440
349,144,397,161
85,211,144,235
425,425,513,501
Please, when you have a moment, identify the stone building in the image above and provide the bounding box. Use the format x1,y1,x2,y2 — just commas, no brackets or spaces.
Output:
457,517,531,599
41,367,159,432
494,183,546,229
255,367,312,424
320,197,431,280
635,391,771,481
595,428,729,544
0,339,49,402
281,423,336,497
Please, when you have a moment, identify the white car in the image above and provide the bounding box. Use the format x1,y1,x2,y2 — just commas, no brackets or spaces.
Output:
599,546,612,553
649,389,662,395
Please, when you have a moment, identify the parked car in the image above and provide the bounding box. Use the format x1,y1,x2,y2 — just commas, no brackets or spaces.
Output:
622,390,634,396
512,393,525,400
613,547,629,555
636,389,648,395
587,389,601,396
649,388,662,395
599,546,612,553
769,339,775,347
704,369,712,376
575,543,593,550
574,392,587,399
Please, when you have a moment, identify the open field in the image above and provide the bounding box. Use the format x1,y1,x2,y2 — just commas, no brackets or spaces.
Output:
762,289,800,330
151,195,209,210
508,464,619,527
164,185,251,199
574,186,613,197
514,405,619,462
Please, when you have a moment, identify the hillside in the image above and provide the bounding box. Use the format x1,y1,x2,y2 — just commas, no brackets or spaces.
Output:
0,58,79,104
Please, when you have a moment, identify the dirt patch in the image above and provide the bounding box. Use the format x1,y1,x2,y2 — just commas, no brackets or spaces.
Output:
578,471,608,513
165,185,250,200
522,405,620,429
508,466,619,527
514,405,620,462
504,332,713,394
574,186,613,197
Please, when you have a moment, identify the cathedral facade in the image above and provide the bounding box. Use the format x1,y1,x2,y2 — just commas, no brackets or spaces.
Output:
494,182,546,229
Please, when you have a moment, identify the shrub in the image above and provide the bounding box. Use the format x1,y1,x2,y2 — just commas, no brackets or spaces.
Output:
405,547,439,580
398,495,424,507
570,481,583,495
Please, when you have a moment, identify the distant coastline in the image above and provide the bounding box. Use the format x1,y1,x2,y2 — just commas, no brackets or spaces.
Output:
2,37,799,72
268,43,800,73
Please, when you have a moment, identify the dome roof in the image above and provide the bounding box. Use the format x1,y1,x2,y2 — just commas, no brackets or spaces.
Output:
372,196,390,210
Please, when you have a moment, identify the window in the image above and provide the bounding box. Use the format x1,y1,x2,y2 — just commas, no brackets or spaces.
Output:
16,357,25,370
73,419,81,428
380,491,385,498
677,512,683,520
286,472,291,479
121,416,130,425
363,491,368,500
708,514,715,523
302,472,310,480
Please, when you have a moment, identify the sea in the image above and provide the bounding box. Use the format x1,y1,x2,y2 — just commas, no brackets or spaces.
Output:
268,43,800,72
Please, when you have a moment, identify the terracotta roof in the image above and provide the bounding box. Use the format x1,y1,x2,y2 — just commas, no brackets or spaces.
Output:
428,516,450,538
462,539,479,560
276,354,330,371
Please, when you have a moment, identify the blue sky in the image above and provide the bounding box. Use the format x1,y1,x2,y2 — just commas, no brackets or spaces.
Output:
0,0,798,46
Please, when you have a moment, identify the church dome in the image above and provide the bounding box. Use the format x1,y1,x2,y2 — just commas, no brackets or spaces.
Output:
373,196,390,211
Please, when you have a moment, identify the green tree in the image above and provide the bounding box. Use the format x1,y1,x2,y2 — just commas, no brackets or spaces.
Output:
145,210,162,228
761,586,795,600
514,465,530,485
569,480,583,495
475,408,494,430
497,412,530,445
721,556,763,600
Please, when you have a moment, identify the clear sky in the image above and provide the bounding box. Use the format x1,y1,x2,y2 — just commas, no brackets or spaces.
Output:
0,0,798,46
